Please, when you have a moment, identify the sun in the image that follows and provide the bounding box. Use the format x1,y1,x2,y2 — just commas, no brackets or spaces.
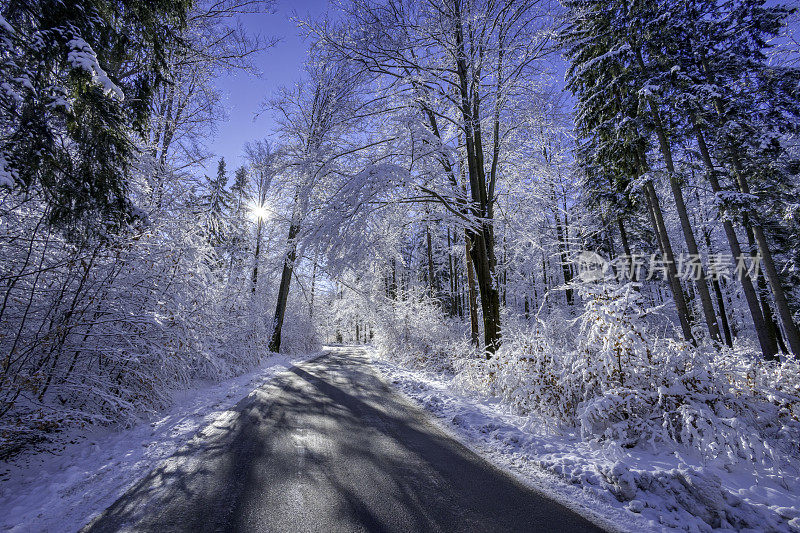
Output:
248,201,270,222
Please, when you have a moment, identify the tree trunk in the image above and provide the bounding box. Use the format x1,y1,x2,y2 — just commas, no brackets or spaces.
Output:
703,231,733,347
309,254,317,318
469,231,501,356
390,258,397,300
644,180,696,344
453,1,501,355
617,218,632,258
737,172,800,356
541,252,548,300
465,232,480,347
448,229,458,316
632,46,720,343
695,48,800,356
426,224,436,299
692,122,776,357
251,217,262,293
649,133,719,339
554,210,574,305
268,221,300,353
757,267,787,354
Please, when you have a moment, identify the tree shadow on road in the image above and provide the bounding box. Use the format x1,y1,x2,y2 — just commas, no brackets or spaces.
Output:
83,350,604,533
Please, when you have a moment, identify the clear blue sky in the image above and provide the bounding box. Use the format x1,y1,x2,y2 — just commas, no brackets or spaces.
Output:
209,0,329,174
207,0,798,177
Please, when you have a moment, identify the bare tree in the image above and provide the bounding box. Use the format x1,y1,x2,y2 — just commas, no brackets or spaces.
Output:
243,140,279,292
266,60,390,352
149,0,278,205
307,0,553,354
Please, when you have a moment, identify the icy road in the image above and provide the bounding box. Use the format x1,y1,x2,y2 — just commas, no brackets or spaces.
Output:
83,348,605,533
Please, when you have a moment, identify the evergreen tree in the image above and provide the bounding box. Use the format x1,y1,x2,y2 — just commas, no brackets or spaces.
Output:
562,0,698,344
636,0,800,357
0,0,189,229
232,166,249,213
200,158,233,256
208,157,230,216
233,166,248,195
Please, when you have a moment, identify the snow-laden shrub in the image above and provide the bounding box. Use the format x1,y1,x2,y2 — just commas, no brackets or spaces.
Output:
373,291,477,373
463,282,800,469
279,299,323,355
460,320,573,418
572,285,800,468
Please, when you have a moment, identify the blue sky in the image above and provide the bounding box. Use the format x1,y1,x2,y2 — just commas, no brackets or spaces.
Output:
207,0,798,177
208,0,329,174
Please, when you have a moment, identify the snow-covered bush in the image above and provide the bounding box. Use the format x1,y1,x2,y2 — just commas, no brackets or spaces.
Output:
0,191,283,457
279,299,323,355
451,282,800,470
373,291,477,374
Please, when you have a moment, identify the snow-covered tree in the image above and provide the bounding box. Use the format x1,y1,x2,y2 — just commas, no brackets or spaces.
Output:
0,0,189,228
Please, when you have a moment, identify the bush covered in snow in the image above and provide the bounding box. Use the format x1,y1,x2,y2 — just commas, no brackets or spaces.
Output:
476,283,800,469
279,299,323,355
372,290,479,374
0,189,319,457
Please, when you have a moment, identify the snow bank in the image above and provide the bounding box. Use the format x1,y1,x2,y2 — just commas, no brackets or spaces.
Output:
0,352,320,532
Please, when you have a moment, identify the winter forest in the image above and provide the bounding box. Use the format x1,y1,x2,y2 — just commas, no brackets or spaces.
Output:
1,0,800,531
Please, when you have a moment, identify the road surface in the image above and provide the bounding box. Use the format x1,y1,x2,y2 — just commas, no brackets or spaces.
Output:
83,348,606,533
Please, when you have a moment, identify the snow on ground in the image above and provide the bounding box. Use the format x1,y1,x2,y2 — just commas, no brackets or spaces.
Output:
0,351,322,533
370,350,800,533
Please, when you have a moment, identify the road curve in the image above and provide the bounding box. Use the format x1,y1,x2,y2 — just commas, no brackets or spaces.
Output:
83,348,606,533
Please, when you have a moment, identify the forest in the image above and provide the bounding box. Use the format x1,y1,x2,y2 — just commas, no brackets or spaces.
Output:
1,0,800,531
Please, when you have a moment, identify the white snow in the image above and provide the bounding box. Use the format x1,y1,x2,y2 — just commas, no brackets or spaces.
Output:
0,153,18,188
370,349,800,533
0,351,321,532
66,37,124,100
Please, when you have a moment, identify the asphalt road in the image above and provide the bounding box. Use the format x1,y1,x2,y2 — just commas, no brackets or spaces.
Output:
83,348,606,533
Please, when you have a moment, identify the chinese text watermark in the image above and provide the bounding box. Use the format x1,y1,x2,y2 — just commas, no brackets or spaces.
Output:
575,252,761,283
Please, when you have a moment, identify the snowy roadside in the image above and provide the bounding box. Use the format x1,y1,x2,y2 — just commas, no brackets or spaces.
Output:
0,351,322,533
370,350,800,533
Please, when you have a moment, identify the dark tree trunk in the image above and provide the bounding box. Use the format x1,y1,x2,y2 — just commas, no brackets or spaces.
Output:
268,222,300,353
739,178,800,356
644,180,696,344
453,1,501,355
426,224,436,299
695,49,799,356
465,232,480,347
632,46,721,343
251,218,262,293
692,123,775,357
554,212,573,305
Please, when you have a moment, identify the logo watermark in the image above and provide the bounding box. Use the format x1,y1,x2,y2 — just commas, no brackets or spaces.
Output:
574,252,761,283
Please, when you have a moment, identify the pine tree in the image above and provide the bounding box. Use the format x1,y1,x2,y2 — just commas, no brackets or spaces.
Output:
201,158,233,256
0,0,189,230
689,0,800,357
232,166,249,213
209,158,230,215
562,0,698,344
644,0,800,357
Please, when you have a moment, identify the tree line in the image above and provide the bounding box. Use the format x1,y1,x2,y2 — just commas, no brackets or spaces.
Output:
1,0,798,456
